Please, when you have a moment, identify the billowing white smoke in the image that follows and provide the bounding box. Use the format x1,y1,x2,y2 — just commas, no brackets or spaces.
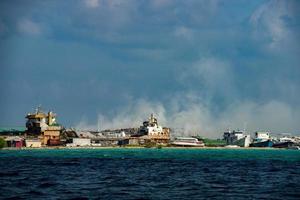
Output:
76,99,167,132
75,97,300,138
76,55,300,138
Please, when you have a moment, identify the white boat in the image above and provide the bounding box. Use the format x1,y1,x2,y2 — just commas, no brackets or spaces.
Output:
172,137,205,147
225,145,240,148
223,130,251,147
250,132,273,147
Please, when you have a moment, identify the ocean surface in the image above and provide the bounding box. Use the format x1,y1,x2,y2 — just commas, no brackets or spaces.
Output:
0,148,300,200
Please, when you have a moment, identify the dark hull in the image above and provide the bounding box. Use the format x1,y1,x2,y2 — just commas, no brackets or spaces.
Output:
272,141,294,148
250,140,273,147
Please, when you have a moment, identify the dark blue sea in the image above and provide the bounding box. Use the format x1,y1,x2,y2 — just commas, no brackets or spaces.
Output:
1,148,300,200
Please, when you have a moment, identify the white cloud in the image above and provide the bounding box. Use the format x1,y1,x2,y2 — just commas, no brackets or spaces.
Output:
192,57,232,89
17,19,41,36
179,56,236,100
250,0,296,51
84,0,100,8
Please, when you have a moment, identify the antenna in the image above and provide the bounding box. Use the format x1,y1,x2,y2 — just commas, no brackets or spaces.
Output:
35,104,41,114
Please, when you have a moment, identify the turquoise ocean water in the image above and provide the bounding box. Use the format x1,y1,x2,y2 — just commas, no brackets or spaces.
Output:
1,148,300,199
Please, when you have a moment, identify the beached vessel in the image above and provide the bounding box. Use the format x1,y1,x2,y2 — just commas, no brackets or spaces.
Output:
272,141,294,148
172,137,205,147
273,136,296,148
26,106,62,146
137,114,170,144
223,130,251,147
250,132,273,147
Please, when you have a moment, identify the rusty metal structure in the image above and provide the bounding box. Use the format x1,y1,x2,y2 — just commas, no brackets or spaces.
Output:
135,114,170,144
25,106,62,146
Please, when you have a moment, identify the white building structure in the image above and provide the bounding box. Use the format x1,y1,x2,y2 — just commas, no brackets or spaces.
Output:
67,138,91,147
25,139,42,148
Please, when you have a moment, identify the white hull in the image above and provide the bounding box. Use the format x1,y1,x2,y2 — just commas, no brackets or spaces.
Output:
233,135,251,147
172,141,204,147
225,145,240,148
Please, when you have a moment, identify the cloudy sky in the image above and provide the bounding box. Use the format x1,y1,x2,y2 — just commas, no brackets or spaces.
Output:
0,0,300,137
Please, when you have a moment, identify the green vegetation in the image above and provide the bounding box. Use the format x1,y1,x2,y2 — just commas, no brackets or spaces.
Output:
0,138,6,149
144,141,157,148
203,138,226,147
194,136,226,147
49,123,61,126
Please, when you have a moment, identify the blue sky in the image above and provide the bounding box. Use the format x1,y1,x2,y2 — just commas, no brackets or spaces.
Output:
0,0,300,137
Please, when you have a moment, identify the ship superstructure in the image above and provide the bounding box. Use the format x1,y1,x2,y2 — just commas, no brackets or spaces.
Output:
250,131,273,147
25,106,62,146
272,134,297,148
223,129,251,147
136,114,170,144
172,137,204,147
26,106,56,134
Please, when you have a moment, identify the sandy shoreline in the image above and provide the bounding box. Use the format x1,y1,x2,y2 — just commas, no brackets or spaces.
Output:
1,146,284,150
